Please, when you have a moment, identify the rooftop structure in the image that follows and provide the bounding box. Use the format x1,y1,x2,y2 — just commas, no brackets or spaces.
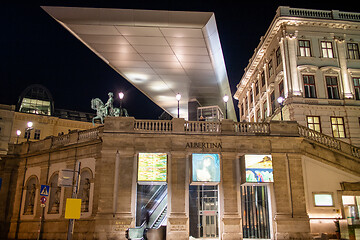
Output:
42,6,236,121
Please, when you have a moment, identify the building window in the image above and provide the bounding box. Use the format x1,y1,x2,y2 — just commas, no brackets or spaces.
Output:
256,109,261,121
255,81,259,96
303,75,317,98
353,77,360,100
347,43,360,59
321,41,334,58
250,91,253,104
326,76,340,99
48,173,61,214
263,101,267,118
23,176,38,215
276,47,282,66
270,92,275,114
261,72,266,87
306,116,321,132
24,129,30,139
79,169,93,213
245,97,248,110
34,129,41,140
278,80,284,97
240,103,244,116
330,117,346,138
268,60,274,77
299,40,311,57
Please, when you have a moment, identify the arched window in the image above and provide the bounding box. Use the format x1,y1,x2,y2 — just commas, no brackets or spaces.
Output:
48,173,61,214
78,169,93,213
17,84,54,116
23,176,38,215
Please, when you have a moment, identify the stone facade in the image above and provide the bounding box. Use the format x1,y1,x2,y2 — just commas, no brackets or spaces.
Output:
0,117,359,239
234,7,360,147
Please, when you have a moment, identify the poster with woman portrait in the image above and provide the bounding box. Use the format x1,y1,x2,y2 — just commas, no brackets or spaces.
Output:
192,153,220,183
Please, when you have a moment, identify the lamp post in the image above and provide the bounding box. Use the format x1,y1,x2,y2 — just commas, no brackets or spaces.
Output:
26,121,33,142
16,130,21,144
277,96,285,121
223,95,229,119
119,92,124,110
176,93,181,118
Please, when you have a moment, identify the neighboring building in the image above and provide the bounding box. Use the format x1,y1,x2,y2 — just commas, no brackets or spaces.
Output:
234,7,360,147
0,117,359,240
0,84,96,156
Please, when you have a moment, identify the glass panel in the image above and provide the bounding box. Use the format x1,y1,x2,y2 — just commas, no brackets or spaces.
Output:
241,185,271,239
314,193,333,206
189,185,219,238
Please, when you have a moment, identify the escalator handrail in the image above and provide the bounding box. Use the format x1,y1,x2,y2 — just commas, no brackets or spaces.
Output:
142,185,167,211
126,221,146,240
149,194,168,228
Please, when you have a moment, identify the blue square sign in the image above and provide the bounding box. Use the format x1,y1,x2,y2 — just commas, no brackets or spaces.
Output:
40,185,50,196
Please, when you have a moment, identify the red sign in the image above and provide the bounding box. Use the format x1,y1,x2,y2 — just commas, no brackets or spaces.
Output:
40,196,47,204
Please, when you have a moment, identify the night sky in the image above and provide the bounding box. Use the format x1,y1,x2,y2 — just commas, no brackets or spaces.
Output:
1,1,356,120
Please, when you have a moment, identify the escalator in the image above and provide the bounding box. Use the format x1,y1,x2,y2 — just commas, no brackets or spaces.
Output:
127,184,167,240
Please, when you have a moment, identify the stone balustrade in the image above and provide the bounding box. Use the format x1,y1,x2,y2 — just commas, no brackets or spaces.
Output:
10,117,360,159
134,119,172,132
12,127,102,154
278,6,360,22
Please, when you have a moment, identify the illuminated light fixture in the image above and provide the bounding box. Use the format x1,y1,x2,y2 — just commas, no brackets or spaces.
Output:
223,95,229,119
26,122,34,142
277,97,285,121
176,93,181,118
119,92,124,110
16,130,21,144
27,121,33,128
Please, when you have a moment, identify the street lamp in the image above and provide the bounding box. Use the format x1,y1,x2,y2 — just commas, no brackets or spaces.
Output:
16,130,21,144
119,92,124,110
176,93,181,118
277,96,285,121
26,121,33,142
223,95,229,119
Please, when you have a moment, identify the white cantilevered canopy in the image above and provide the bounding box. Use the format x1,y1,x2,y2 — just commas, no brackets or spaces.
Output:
42,6,236,120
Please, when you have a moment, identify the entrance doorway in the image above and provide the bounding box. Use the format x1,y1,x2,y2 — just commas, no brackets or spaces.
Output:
189,185,219,239
241,185,271,239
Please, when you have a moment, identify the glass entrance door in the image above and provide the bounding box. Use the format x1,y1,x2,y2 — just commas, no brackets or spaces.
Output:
241,185,271,239
189,185,219,239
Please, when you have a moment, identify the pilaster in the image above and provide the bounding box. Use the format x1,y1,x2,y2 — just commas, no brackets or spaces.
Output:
167,151,188,240
286,35,302,96
221,152,242,240
335,38,353,99
272,153,311,239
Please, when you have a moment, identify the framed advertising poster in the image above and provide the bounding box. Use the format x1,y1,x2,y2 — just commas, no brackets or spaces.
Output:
245,155,273,183
138,153,167,183
192,153,220,184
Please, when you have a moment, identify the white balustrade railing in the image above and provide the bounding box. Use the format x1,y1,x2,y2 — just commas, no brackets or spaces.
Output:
134,120,172,132
52,134,70,147
298,125,341,150
78,128,100,142
234,122,270,134
184,121,221,133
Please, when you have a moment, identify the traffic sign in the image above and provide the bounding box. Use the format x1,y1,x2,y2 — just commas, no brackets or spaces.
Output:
40,196,47,204
65,198,81,219
40,185,50,196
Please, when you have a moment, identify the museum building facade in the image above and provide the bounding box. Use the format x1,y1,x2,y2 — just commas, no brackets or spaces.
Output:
0,117,359,240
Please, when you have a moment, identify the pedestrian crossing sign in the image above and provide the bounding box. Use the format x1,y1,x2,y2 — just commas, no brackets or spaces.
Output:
40,185,50,196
